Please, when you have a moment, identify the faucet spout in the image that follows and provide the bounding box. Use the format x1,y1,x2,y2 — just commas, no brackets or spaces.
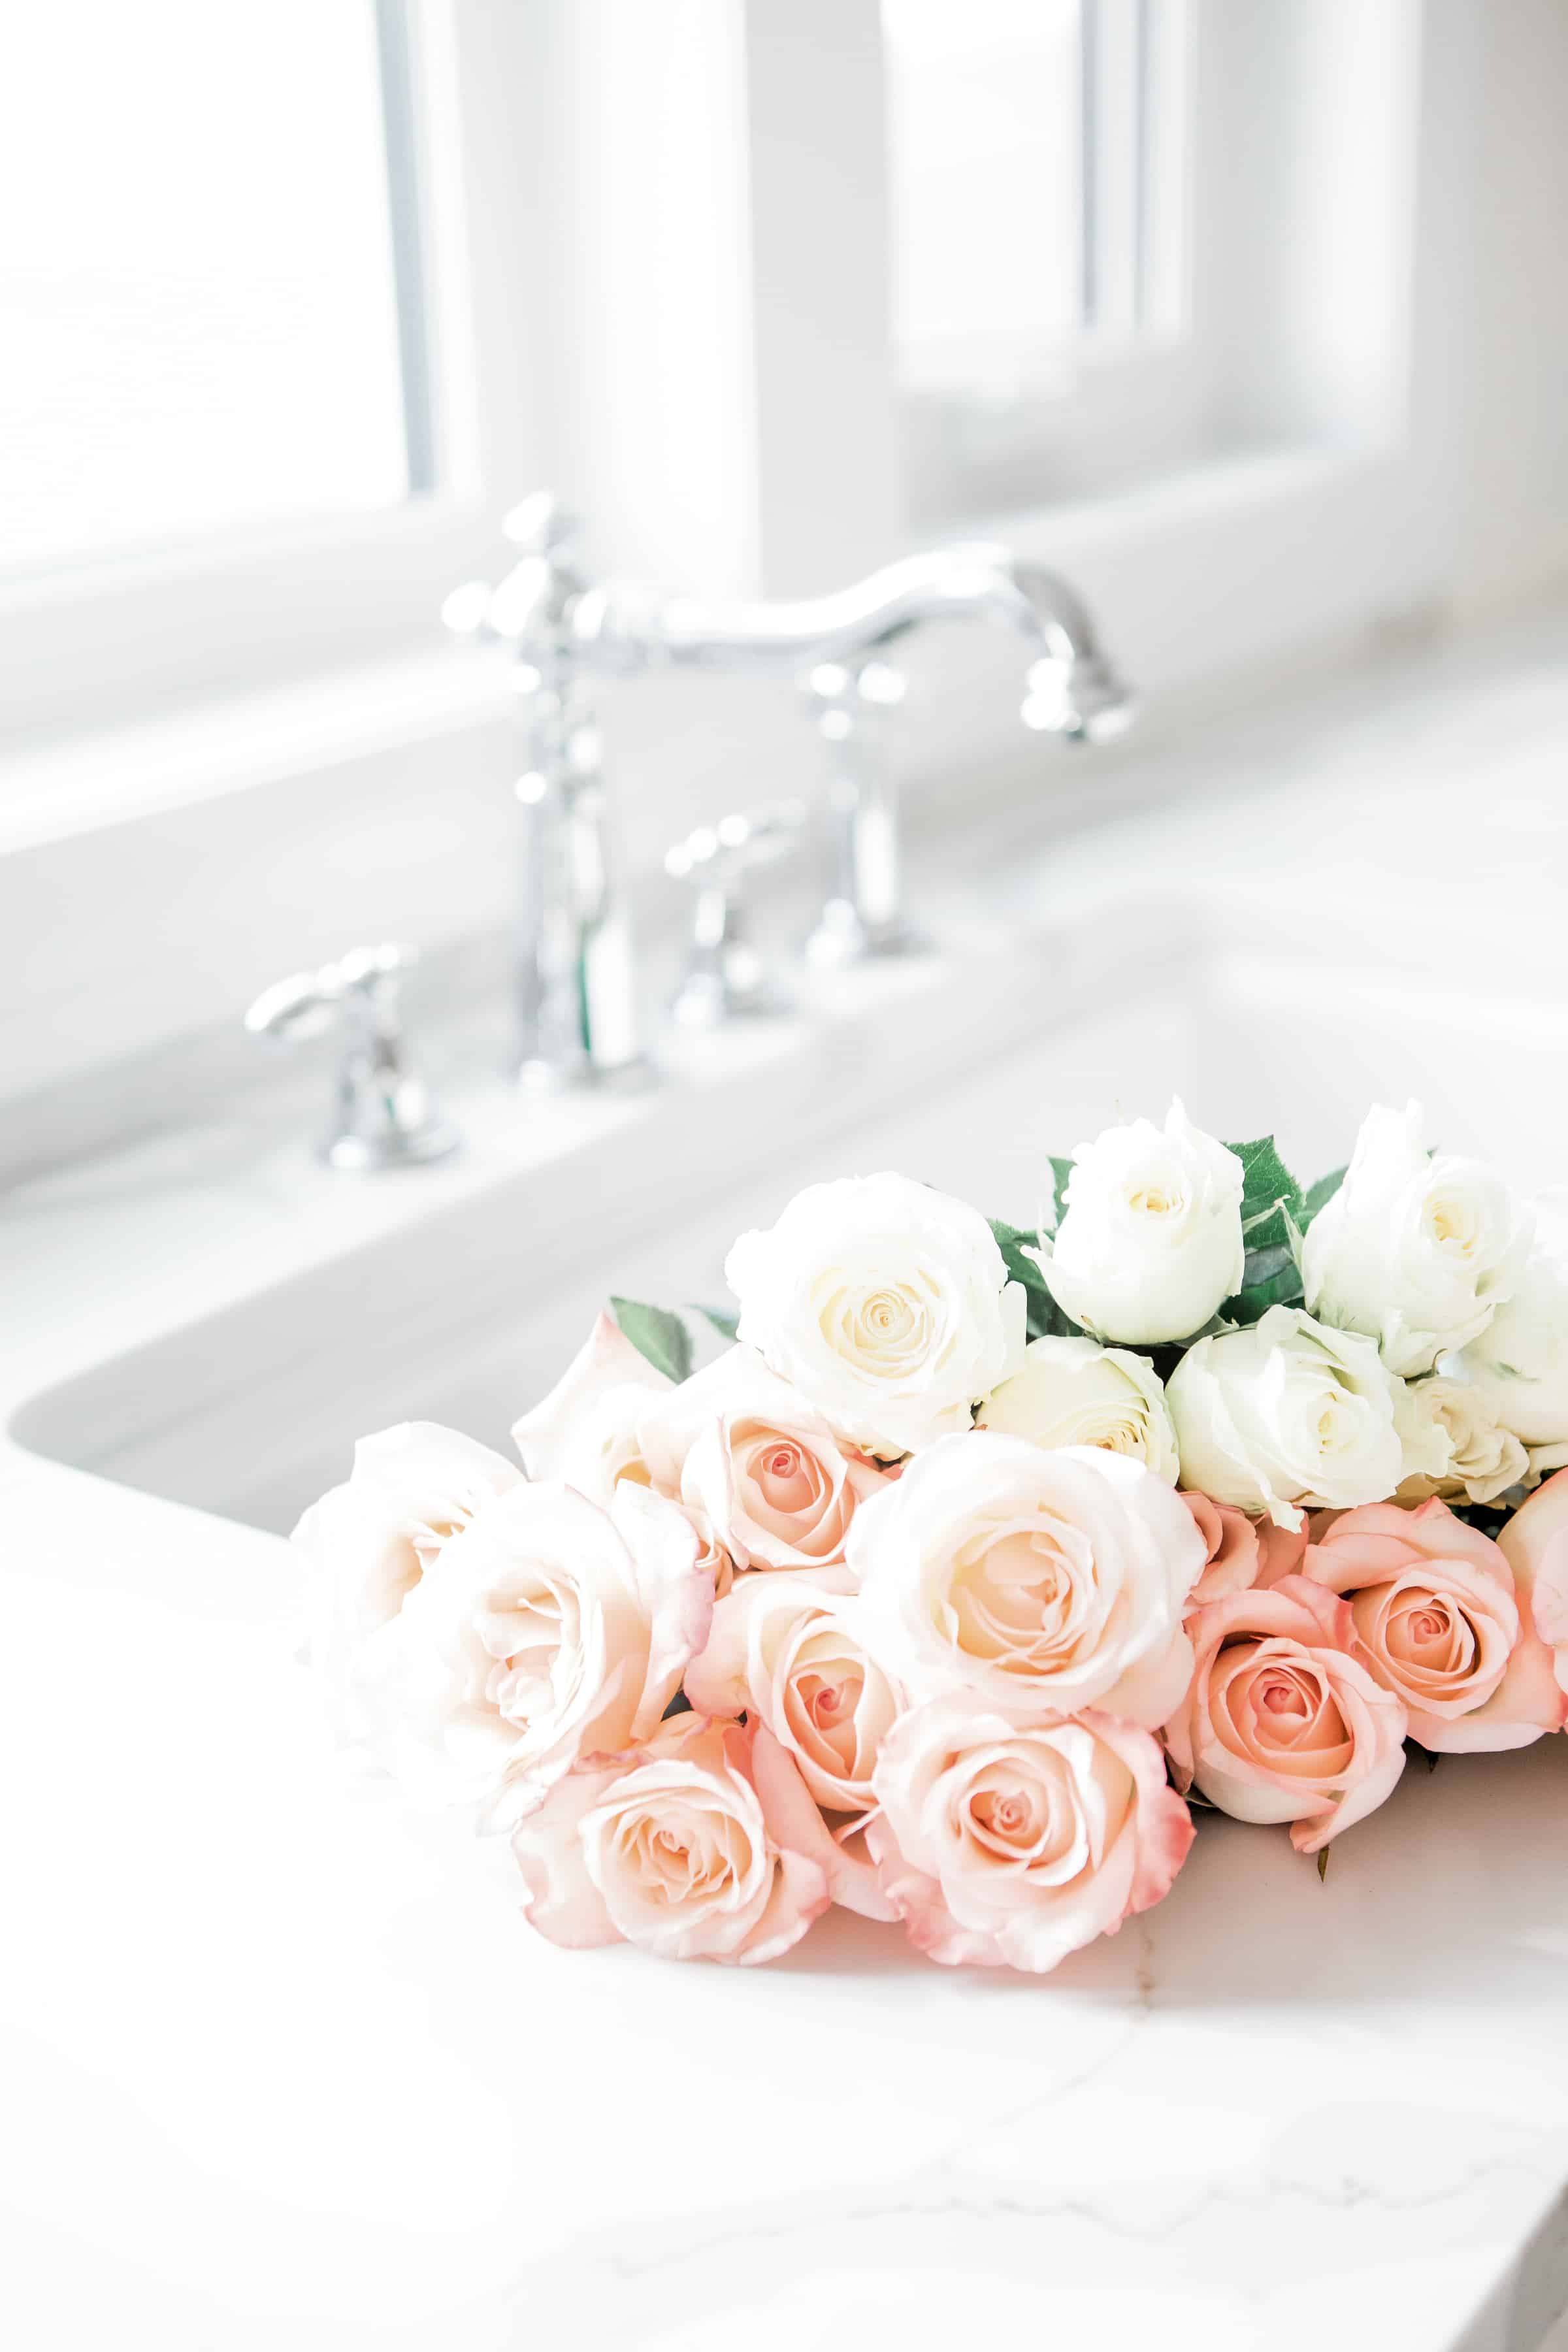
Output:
448,496,1136,1079
583,541,1134,743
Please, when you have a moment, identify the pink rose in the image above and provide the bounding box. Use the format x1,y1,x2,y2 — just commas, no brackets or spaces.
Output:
868,1697,1193,1972
353,1480,713,1829
685,1570,904,1813
1164,1576,1408,1852
1300,1498,1563,1751
512,1714,832,1963
1499,1468,1568,1710
640,1347,887,1572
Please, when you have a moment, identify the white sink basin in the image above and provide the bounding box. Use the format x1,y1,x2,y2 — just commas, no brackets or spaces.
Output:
12,910,1568,1536
8,890,1568,2352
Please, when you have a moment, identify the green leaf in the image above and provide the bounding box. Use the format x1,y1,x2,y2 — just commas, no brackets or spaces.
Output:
1225,1134,1304,1254
610,1296,692,1384
691,1303,739,1343
1223,1234,1305,1326
1044,1156,1075,1236
1316,1846,1330,1884
1301,1165,1347,1229
987,1218,1082,1341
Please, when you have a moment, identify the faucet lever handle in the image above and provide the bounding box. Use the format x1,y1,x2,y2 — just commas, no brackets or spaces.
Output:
244,945,460,1173
664,800,805,1030
664,799,807,887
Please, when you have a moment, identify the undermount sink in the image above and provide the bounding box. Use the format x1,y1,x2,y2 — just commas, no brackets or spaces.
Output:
11,913,1568,1538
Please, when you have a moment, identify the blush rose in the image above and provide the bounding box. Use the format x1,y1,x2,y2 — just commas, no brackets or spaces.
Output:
1299,1498,1563,1751
353,1479,712,1829
851,1431,1207,1727
1164,1575,1408,1852
868,1697,1194,1972
1499,1468,1568,1707
639,1347,887,1573
291,1421,522,1743
512,1715,833,1963
685,1569,904,1812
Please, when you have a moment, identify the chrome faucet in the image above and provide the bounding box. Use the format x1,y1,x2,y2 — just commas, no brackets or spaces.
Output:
447,497,1133,1081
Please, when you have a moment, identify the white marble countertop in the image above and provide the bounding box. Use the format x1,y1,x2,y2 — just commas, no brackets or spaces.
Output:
6,604,1568,2352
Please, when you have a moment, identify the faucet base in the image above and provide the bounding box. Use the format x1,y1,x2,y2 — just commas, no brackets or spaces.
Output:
804,902,932,970
515,1054,659,1097
319,1103,461,1175
669,970,792,1030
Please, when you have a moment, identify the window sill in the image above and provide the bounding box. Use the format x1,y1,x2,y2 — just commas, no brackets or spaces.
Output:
0,639,514,858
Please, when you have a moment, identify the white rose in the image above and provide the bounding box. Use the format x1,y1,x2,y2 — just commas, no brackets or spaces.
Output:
291,1422,521,1741
353,1478,712,1829
1301,1102,1528,1375
1030,1100,1244,1345
725,1171,1025,1458
1166,1305,1403,1529
1394,1375,1529,1505
850,1431,1206,1727
1450,1191,1568,1472
976,1333,1179,1480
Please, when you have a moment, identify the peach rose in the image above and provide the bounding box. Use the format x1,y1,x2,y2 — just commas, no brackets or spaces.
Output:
1499,1467,1568,1707
685,1569,904,1812
1164,1576,1407,1852
292,1422,521,1742
641,1347,886,1573
512,1715,832,1963
353,1480,712,1829
853,1432,1207,1728
868,1697,1194,1972
1301,1499,1563,1751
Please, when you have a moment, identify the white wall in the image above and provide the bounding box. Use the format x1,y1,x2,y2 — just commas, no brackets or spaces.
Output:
1454,0,1568,606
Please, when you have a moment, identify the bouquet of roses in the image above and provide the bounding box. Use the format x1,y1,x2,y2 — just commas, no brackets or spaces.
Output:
296,1100,1568,1974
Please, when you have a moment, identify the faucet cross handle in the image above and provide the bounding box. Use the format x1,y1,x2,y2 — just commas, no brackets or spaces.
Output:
244,944,461,1173
664,800,806,1030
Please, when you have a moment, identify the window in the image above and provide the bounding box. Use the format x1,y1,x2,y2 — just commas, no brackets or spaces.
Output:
1,1,1448,758
0,0,432,581
883,0,1086,390
883,0,1197,519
